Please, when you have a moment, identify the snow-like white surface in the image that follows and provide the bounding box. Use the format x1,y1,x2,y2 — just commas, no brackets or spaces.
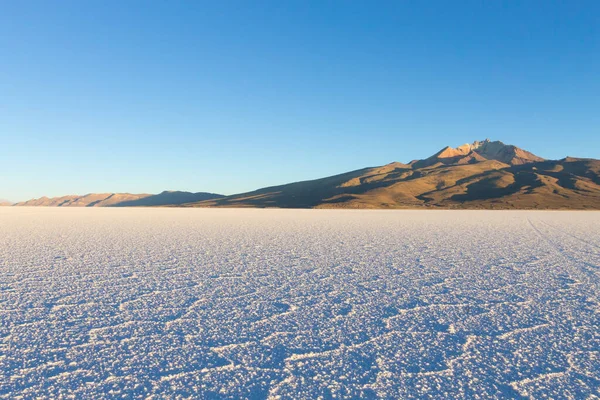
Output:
1,208,599,399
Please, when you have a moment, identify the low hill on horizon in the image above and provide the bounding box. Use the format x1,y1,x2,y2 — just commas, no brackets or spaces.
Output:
14,193,150,207
13,191,223,207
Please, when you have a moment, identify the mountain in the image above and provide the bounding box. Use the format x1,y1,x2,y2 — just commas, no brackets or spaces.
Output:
13,191,224,207
111,191,224,207
0,199,13,206
187,140,600,210
9,140,599,210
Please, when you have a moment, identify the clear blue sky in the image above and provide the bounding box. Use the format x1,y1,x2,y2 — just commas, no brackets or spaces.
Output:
1,1,598,201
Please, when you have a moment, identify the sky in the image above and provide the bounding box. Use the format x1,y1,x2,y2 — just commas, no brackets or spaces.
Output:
1,1,599,202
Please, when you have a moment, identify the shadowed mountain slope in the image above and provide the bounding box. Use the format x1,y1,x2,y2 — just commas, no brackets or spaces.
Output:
184,166,389,208
189,141,600,210
112,191,224,207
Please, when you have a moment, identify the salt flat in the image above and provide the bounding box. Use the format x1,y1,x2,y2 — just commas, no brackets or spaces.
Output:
0,208,599,399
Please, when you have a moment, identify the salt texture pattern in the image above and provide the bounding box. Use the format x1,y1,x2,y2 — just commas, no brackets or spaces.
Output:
0,208,599,399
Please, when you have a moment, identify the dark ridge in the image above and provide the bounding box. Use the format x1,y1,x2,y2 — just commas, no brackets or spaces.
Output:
111,191,225,207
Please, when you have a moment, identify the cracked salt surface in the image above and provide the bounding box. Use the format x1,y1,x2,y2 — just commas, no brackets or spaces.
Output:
0,208,599,399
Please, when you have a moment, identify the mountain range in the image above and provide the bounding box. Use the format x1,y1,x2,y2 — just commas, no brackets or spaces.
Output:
7,140,600,209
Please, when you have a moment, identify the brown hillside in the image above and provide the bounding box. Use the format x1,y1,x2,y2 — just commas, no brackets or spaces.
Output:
14,193,151,207
189,141,600,210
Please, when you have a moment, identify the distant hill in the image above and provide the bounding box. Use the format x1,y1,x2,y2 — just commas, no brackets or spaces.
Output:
188,140,600,210
14,193,152,207
13,191,223,207
0,199,13,206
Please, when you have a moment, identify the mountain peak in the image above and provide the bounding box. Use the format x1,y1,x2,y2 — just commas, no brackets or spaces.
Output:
470,139,544,165
415,139,544,168
436,145,471,159
470,138,495,148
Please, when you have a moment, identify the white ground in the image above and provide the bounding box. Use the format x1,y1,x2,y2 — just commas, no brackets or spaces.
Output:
0,208,599,399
